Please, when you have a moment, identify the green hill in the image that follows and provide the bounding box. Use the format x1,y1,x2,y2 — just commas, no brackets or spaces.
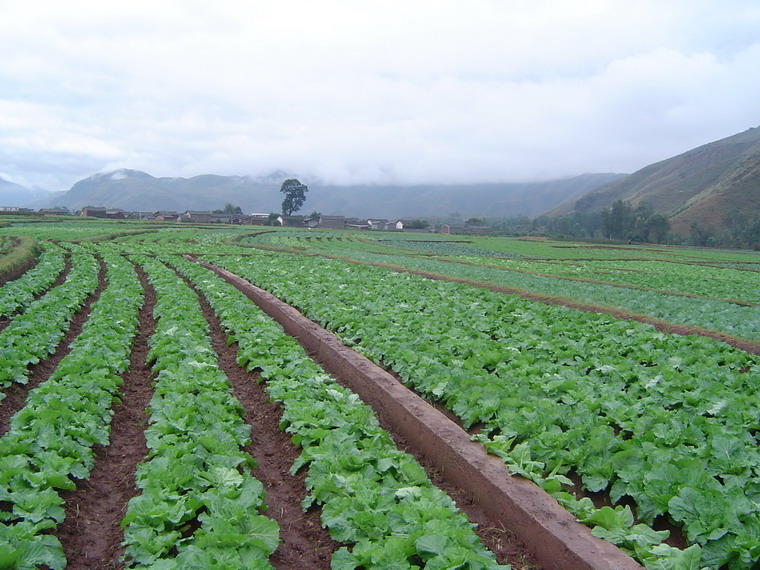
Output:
548,127,760,236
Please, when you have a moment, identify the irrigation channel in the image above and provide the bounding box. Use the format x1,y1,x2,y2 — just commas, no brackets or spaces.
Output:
194,257,640,570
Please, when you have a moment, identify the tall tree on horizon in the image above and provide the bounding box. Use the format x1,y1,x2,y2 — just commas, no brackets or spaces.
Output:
280,179,308,216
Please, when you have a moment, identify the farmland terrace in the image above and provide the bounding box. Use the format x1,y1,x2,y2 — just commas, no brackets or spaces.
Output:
0,220,759,569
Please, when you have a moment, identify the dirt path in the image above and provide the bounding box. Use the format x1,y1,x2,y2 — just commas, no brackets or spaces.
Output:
182,267,341,569
55,264,155,568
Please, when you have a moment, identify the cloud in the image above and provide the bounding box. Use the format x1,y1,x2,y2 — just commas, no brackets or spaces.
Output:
1,0,759,189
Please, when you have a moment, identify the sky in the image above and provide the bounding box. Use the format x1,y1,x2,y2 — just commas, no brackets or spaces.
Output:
1,0,760,191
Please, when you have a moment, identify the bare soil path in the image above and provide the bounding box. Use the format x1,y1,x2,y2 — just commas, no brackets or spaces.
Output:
55,264,155,568
182,267,341,569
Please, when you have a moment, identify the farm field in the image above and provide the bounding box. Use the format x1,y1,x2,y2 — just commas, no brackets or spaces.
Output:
243,230,760,345
0,219,759,568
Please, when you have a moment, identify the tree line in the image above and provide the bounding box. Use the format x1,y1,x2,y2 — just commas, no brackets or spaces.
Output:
475,200,759,250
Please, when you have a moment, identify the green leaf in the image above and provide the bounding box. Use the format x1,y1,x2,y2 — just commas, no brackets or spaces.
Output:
643,543,702,570
583,505,634,531
15,534,67,570
416,533,449,557
330,547,360,570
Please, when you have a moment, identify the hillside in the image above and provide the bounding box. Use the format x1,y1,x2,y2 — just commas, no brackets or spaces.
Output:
39,170,624,219
548,126,760,234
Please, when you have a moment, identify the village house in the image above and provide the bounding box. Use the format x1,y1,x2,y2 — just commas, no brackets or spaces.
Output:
80,206,108,218
127,212,156,221
280,215,305,227
246,214,271,225
367,219,387,230
0,206,33,213
153,211,179,222
38,207,71,216
303,217,320,229
106,209,126,219
318,215,346,229
179,211,214,223
178,210,247,224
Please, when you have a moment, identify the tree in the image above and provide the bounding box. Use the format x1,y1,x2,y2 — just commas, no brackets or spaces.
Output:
213,203,243,214
689,220,713,246
280,179,308,216
645,213,670,243
602,200,635,240
406,219,430,229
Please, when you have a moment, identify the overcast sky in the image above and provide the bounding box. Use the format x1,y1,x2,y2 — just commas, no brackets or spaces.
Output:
2,0,759,190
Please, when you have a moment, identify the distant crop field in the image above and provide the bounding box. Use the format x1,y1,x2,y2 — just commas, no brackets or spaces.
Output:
1,220,759,568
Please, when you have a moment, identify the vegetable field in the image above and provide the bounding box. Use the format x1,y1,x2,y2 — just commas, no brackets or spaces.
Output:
1,220,759,569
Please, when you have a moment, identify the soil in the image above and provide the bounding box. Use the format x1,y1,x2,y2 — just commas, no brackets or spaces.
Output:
0,259,106,437
55,264,156,568
174,269,339,569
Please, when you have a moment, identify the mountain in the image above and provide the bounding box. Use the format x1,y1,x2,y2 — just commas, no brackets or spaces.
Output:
548,127,760,234
53,169,280,213
43,169,624,219
0,177,52,206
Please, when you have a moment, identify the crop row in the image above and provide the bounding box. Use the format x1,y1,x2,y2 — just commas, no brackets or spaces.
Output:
0,244,67,319
315,248,760,342
167,254,509,569
458,257,760,305
241,229,760,338
0,253,101,397
0,253,143,569
208,251,760,568
121,256,279,568
353,237,760,303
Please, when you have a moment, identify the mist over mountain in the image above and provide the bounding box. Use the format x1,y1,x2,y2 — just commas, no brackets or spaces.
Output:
0,177,52,206
36,170,625,219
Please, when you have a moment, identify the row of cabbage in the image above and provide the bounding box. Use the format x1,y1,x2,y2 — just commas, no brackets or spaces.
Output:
0,253,100,399
167,254,510,569
471,236,760,262
445,257,760,305
0,244,67,319
0,221,152,243
208,251,760,569
306,248,760,342
65,242,509,566
0,253,143,569
120,256,279,568
253,230,760,304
